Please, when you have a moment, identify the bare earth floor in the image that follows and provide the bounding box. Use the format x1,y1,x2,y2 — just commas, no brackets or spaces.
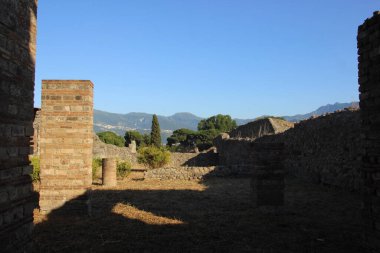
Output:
32,175,376,253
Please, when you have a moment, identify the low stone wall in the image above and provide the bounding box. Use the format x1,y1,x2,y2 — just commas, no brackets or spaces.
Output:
144,152,221,180
168,152,218,167
93,134,137,163
214,138,255,171
144,165,247,180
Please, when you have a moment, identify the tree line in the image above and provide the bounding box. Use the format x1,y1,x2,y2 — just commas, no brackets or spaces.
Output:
97,114,237,152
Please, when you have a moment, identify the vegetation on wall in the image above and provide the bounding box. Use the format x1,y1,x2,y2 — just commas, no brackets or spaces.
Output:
97,131,125,147
30,156,40,182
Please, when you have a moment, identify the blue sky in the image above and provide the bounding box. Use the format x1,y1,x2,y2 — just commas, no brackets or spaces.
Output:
34,1,379,119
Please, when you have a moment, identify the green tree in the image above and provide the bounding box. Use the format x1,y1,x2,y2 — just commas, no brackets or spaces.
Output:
124,130,143,147
166,128,196,146
142,134,151,147
150,114,161,147
198,114,237,132
97,131,125,147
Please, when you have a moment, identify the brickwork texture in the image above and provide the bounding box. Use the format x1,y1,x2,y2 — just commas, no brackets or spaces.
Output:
39,80,93,215
0,0,38,251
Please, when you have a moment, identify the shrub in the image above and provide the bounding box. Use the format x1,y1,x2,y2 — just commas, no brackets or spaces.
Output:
117,160,132,179
29,156,40,182
137,146,170,169
92,158,102,180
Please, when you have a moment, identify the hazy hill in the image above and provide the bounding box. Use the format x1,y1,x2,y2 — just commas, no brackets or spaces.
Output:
94,110,203,142
282,102,359,122
94,102,359,139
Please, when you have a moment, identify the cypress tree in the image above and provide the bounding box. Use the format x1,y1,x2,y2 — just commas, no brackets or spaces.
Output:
150,114,161,147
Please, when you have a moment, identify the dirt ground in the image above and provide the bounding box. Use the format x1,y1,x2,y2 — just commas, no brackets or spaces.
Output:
32,173,377,253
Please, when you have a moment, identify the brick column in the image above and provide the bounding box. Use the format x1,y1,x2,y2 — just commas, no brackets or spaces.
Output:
358,11,380,246
102,158,117,187
39,80,93,215
0,0,38,251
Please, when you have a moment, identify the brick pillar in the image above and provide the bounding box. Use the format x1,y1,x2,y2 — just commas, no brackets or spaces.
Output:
0,0,38,251
39,80,93,215
251,142,285,213
102,158,117,187
358,11,380,246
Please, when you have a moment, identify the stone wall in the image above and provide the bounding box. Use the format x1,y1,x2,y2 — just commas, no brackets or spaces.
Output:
145,166,217,180
167,152,218,167
358,10,380,240
214,118,293,177
144,165,245,180
273,109,362,191
93,134,136,163
39,80,93,215
216,110,363,191
0,0,37,251
214,138,256,175
229,117,294,139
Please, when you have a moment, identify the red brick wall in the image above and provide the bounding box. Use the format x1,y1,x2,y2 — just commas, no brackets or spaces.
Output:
39,80,93,214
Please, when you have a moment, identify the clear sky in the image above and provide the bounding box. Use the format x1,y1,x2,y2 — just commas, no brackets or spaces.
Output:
34,0,379,119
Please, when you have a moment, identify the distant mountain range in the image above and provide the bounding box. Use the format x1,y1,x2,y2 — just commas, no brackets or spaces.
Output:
94,110,202,142
94,102,359,141
283,101,359,122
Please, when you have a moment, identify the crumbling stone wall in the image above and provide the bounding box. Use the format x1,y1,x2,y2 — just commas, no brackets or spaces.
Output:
358,11,380,238
276,110,362,191
229,117,294,139
168,152,218,167
144,165,244,180
39,80,93,215
93,134,137,163
214,118,293,176
143,152,219,180
216,110,363,191
214,138,256,175
0,0,37,251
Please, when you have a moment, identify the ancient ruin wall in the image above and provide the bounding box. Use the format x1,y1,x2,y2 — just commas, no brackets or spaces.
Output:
216,110,363,191
39,80,93,214
358,11,380,235
279,110,362,191
93,133,137,163
0,0,37,251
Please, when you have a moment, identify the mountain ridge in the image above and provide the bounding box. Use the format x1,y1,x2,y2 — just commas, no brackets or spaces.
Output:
94,101,359,137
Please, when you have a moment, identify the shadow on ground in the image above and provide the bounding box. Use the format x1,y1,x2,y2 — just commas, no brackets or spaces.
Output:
32,177,374,253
